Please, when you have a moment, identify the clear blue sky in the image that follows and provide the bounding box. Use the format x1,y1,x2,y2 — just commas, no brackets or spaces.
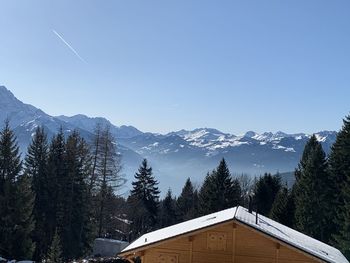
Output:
1,0,349,134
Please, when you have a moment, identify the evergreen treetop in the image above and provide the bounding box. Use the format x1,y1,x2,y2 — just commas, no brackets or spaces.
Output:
253,173,281,216
128,159,160,239
294,134,332,242
176,178,196,221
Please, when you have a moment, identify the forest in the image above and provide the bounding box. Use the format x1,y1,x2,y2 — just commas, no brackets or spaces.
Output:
0,115,350,262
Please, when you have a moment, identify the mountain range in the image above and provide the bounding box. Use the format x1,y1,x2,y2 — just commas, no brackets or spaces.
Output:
0,85,337,194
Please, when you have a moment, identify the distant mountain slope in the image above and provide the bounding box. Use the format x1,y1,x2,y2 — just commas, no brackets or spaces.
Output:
0,85,337,194
0,86,144,190
118,128,335,193
56,114,142,139
0,86,91,150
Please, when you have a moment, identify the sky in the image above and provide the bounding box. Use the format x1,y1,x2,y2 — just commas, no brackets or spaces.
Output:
1,0,350,135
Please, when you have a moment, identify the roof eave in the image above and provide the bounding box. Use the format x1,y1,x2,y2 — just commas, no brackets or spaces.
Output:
119,217,236,257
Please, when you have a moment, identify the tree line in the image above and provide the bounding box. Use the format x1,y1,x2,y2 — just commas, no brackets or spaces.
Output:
0,121,124,262
0,115,350,261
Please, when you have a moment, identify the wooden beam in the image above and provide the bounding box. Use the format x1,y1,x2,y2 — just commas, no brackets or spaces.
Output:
275,243,280,263
125,257,135,263
232,223,236,263
189,236,194,263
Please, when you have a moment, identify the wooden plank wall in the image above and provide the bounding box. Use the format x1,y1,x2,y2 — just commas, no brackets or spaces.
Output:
143,222,321,263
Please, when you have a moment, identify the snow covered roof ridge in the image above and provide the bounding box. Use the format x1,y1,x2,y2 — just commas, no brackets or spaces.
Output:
235,206,348,263
120,206,348,263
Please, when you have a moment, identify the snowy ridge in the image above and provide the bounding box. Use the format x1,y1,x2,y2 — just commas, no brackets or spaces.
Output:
170,128,335,154
120,207,348,263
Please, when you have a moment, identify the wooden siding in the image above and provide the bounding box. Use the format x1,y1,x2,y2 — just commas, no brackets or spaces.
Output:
141,221,321,263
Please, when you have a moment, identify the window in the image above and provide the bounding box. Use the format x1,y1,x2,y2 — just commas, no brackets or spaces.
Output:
207,232,227,251
156,253,179,263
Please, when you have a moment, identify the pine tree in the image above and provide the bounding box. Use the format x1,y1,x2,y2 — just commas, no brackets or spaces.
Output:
329,115,350,256
269,185,295,227
215,159,237,209
198,159,241,215
198,172,216,215
253,173,281,216
57,131,93,259
0,120,34,259
128,159,160,239
46,129,66,256
11,174,35,260
231,177,242,207
24,126,50,260
176,178,196,222
159,189,177,227
46,230,63,263
294,135,332,242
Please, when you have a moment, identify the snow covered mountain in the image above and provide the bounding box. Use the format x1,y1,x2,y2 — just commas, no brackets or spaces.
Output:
0,86,337,194
118,128,336,193
0,86,92,151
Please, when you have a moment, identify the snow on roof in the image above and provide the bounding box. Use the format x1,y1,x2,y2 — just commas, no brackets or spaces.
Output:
95,238,129,244
121,207,237,254
120,206,348,263
235,206,348,263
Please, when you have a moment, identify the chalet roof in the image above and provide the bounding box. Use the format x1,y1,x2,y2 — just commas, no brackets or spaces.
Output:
120,206,348,263
234,206,348,263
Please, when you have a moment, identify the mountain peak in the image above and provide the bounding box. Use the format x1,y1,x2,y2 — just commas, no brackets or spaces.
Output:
193,127,226,135
243,131,257,138
0,85,17,102
0,85,8,91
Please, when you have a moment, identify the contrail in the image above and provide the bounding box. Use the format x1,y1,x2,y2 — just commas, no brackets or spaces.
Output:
52,29,86,63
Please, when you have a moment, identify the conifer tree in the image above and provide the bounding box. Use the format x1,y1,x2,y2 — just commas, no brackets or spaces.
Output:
269,186,295,227
46,230,63,263
128,159,160,239
215,159,237,208
176,178,196,221
329,115,350,256
231,177,242,207
57,131,93,259
198,172,216,215
46,129,66,254
24,126,49,260
11,173,35,260
198,159,241,215
0,120,34,259
159,189,177,227
294,135,331,242
253,173,281,216
193,189,199,217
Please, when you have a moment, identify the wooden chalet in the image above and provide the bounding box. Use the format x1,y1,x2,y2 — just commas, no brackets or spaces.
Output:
119,206,348,263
